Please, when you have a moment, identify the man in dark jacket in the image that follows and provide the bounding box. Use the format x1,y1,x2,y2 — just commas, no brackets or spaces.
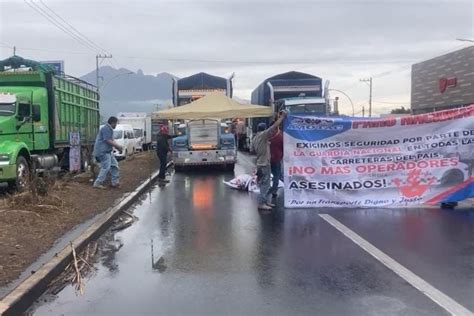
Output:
269,125,283,198
156,125,174,183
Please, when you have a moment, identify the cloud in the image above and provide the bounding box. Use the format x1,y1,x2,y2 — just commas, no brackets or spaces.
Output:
1,0,472,115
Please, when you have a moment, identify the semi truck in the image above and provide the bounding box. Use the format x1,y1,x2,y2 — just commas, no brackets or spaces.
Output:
249,71,330,148
170,72,237,170
0,56,99,190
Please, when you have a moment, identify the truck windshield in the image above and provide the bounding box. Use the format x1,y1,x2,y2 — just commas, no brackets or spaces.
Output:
113,130,123,139
287,103,327,115
0,102,15,116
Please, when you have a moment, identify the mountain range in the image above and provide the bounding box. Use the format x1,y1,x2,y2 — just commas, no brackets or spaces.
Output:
80,66,175,118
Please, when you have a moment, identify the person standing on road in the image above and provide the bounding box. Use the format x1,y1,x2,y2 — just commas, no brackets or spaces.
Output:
231,118,238,143
252,111,287,211
93,116,123,189
156,125,175,183
269,123,284,198
236,119,247,151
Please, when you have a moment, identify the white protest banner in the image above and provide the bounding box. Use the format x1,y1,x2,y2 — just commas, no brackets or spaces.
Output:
283,105,474,208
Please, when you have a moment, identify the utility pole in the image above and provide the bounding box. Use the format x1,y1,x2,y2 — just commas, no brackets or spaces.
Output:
96,54,113,95
360,77,373,117
362,106,365,117
333,97,339,115
13,46,16,56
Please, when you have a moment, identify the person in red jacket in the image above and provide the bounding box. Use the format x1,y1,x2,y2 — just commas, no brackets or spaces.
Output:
269,122,284,198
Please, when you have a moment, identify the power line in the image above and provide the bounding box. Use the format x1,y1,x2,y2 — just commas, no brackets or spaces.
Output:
24,0,99,52
0,42,421,65
372,65,411,78
4,41,471,69
96,54,113,94
37,0,110,55
106,57,121,70
1,45,91,55
373,100,410,105
24,0,97,52
0,41,13,48
114,55,417,65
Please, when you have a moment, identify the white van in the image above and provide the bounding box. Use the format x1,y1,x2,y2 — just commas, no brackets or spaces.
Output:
112,124,136,159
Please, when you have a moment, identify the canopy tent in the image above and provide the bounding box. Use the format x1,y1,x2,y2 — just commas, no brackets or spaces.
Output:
152,93,272,120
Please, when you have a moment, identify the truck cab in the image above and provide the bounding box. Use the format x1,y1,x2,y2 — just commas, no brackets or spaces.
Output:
0,91,45,190
172,120,236,171
0,56,99,191
248,71,331,151
170,72,236,171
276,97,329,116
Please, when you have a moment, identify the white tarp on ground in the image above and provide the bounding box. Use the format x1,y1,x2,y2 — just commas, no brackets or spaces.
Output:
224,174,284,193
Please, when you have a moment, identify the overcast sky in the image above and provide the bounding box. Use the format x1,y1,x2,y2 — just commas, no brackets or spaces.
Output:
1,0,473,115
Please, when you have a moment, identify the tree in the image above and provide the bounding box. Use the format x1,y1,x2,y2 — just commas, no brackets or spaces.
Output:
390,106,411,114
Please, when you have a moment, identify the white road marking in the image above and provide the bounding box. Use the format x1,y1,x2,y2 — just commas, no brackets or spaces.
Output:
319,214,473,316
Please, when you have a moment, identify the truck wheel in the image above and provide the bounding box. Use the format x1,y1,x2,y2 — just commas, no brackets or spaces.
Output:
225,163,235,172
8,156,30,192
174,165,183,172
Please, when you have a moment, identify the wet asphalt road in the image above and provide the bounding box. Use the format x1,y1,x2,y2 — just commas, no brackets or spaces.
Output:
30,154,474,316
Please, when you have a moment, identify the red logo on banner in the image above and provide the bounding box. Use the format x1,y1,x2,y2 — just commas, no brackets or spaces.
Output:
392,169,436,198
438,77,457,93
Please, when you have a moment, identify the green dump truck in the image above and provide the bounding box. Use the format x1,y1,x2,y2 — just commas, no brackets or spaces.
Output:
0,56,99,190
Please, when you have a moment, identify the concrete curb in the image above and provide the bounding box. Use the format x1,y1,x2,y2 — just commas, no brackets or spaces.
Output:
0,170,160,316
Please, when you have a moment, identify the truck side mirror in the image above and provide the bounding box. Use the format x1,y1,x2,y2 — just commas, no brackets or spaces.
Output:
32,104,41,122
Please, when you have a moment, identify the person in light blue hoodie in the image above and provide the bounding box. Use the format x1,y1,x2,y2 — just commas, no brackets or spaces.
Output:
93,116,123,189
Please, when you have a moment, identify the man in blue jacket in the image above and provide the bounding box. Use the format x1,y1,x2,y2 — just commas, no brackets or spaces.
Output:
93,116,123,189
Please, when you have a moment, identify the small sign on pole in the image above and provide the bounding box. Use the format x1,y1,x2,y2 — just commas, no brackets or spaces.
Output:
69,132,81,172
40,60,64,74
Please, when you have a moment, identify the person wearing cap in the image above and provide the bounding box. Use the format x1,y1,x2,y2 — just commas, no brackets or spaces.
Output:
251,111,287,211
156,125,175,183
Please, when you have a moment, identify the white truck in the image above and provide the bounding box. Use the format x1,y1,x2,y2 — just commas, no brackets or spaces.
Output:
117,112,152,151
